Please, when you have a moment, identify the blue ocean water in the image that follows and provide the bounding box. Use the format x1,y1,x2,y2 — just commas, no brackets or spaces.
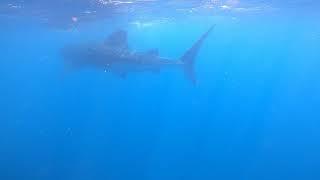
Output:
1,0,320,180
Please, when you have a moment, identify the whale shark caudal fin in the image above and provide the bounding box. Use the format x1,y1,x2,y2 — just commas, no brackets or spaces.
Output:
180,25,215,84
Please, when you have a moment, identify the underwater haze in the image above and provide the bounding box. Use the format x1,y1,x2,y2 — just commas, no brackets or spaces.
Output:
1,0,320,180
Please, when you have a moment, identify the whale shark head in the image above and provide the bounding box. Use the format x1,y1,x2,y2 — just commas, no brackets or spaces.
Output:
62,30,130,67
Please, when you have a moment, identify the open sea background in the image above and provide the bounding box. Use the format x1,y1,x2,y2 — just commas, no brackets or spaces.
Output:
0,0,320,179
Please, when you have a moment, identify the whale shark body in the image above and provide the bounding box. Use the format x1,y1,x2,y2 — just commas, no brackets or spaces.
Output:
62,26,214,84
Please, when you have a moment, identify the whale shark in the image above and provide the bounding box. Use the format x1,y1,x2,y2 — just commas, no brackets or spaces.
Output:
62,25,214,84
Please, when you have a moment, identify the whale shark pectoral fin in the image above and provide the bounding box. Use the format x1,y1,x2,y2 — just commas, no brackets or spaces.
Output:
119,73,127,79
113,69,127,79
146,49,159,56
104,30,129,50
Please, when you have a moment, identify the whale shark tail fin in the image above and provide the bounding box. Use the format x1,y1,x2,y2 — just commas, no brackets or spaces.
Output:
181,25,215,84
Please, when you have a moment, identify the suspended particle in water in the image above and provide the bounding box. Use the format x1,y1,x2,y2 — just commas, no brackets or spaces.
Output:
71,16,78,23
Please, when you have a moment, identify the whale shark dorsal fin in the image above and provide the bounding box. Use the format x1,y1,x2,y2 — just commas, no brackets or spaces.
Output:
104,30,128,50
146,49,159,56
